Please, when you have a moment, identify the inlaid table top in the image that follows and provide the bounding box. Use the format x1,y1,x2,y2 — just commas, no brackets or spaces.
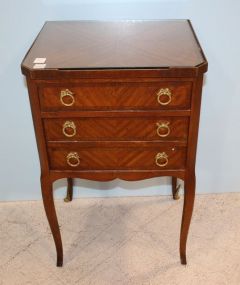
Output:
22,20,206,71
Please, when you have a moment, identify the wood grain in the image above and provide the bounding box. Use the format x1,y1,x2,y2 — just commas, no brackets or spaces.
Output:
22,20,206,70
48,146,187,171
39,81,192,111
44,117,189,142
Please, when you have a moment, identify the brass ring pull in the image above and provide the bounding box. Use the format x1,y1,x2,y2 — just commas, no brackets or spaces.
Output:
155,152,168,167
60,89,75,106
62,121,76,137
66,152,80,167
156,122,170,137
156,88,172,105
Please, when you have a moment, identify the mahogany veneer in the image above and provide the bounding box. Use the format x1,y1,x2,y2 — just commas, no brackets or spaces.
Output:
39,81,192,110
21,20,208,267
44,117,189,141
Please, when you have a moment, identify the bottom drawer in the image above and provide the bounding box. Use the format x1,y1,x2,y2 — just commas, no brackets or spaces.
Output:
48,146,187,170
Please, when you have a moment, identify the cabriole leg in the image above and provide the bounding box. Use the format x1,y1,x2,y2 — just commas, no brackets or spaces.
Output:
180,172,196,265
64,178,73,202
172,177,180,200
41,175,63,267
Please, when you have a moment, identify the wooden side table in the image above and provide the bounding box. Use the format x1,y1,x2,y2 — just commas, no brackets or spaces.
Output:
21,20,208,266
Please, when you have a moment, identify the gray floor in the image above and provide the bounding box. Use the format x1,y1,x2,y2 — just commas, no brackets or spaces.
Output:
0,193,240,284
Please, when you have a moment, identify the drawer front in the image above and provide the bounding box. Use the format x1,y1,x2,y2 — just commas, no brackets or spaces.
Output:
39,82,192,111
48,147,186,170
44,117,189,142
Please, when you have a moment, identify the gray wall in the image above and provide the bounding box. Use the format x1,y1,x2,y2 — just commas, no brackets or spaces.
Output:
1,0,239,200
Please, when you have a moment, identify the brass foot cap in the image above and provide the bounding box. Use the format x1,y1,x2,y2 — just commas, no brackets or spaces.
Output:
173,193,180,200
64,197,72,202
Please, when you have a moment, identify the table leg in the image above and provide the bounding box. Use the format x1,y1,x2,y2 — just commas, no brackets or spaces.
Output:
179,172,195,265
64,178,73,202
41,175,63,267
172,177,180,200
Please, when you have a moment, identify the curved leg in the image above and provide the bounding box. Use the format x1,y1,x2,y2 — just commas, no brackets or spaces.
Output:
180,172,195,265
172,177,180,200
64,178,73,202
41,175,63,267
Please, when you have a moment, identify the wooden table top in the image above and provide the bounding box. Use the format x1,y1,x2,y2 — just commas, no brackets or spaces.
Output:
22,20,206,71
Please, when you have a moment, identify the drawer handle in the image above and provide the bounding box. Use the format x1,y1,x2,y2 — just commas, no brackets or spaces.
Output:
156,88,172,105
156,122,170,137
155,152,168,167
66,152,80,167
60,89,75,106
63,121,76,137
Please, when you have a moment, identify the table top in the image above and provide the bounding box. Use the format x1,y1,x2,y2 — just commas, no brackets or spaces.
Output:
22,20,207,72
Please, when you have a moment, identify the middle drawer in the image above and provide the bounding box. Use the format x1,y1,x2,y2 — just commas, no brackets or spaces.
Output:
44,117,189,142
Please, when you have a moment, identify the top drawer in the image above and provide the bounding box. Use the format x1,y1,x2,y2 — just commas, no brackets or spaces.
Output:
39,81,192,111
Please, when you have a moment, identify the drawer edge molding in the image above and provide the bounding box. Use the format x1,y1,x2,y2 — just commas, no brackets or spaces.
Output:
41,110,191,118
47,141,188,148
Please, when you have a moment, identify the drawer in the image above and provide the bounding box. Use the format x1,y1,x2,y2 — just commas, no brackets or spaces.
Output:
48,146,186,170
44,117,189,142
39,82,192,111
